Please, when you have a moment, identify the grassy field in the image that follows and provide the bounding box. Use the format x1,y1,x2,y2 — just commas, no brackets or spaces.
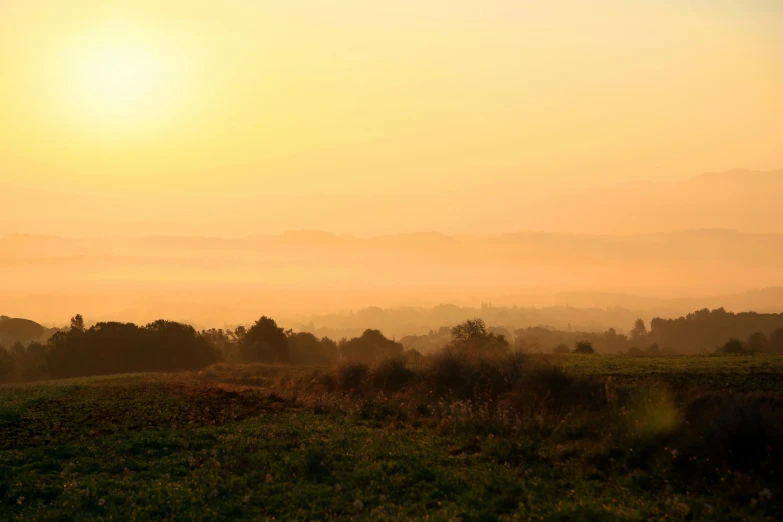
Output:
1,355,782,520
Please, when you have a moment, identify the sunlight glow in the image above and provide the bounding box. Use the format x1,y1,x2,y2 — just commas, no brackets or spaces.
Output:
56,23,180,130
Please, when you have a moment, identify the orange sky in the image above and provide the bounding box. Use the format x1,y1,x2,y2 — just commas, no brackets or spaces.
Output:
1,1,781,232
1,2,782,323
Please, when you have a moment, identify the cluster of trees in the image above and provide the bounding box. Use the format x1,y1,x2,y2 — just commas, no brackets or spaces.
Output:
644,309,783,354
4,308,783,383
717,330,783,355
555,341,595,354
514,326,627,354
201,317,402,366
0,314,405,383
295,303,642,342
447,318,509,355
5,315,222,381
399,310,783,355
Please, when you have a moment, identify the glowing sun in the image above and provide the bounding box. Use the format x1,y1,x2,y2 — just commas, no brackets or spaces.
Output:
58,24,180,130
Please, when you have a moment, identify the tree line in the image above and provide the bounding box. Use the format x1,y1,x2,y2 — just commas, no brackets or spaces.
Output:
0,314,404,383
3,307,783,383
401,308,783,355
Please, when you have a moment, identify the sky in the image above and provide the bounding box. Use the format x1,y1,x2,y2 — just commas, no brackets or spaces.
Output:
1,0,781,231
1,1,783,324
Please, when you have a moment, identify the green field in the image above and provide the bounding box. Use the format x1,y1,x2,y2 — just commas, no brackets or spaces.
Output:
2,355,782,520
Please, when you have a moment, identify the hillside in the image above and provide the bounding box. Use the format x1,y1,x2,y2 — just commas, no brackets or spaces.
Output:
0,316,59,347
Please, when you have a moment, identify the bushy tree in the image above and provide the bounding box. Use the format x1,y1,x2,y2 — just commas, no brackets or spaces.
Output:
44,315,221,379
451,318,488,346
240,316,290,363
769,329,783,354
202,328,241,363
0,344,15,383
287,331,339,366
70,314,85,333
145,320,220,371
630,318,647,340
746,332,768,353
13,341,48,381
340,329,403,363
450,318,509,355
573,341,594,354
719,338,745,354
648,308,783,354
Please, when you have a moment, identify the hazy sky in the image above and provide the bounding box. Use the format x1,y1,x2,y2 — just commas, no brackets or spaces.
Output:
1,0,782,235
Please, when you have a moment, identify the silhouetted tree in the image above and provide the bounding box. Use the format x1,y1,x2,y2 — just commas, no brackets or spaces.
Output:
573,341,594,354
44,318,220,378
769,329,783,354
603,328,629,353
719,338,745,354
451,318,488,346
648,308,783,354
0,344,14,383
286,331,339,366
340,329,403,363
145,320,220,371
450,318,509,355
631,318,647,340
70,314,85,333
746,332,768,353
13,341,48,382
202,328,240,363
234,326,247,345
240,316,290,363
403,348,424,369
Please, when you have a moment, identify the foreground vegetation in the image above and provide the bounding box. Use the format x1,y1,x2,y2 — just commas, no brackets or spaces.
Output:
2,354,781,520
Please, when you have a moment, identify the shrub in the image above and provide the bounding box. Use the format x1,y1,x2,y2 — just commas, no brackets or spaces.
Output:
573,341,594,354
340,330,403,363
468,358,510,401
297,369,335,393
670,396,783,485
518,364,605,411
628,346,642,355
403,348,424,369
369,357,413,393
746,332,768,353
288,332,339,366
718,338,745,354
425,351,472,397
553,343,570,354
422,352,528,400
335,362,369,392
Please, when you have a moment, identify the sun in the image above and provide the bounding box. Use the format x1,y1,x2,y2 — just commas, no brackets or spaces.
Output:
79,42,162,119
57,23,180,131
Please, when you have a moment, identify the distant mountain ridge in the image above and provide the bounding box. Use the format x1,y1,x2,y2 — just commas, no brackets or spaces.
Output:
690,168,783,183
1,168,782,236
0,316,60,347
1,226,782,325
